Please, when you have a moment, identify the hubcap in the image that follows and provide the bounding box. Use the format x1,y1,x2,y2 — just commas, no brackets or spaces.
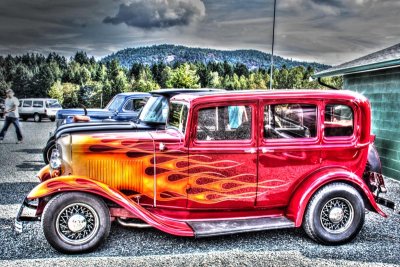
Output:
56,203,99,245
320,197,354,234
67,214,87,232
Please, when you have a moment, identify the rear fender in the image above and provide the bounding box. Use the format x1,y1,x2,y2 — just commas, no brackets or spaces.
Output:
27,176,194,237
286,167,386,227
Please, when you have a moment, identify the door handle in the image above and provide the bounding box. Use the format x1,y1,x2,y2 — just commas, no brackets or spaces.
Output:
244,148,256,154
282,152,307,160
261,148,274,153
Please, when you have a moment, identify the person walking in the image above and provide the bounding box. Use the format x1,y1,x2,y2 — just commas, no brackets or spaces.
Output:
0,89,23,144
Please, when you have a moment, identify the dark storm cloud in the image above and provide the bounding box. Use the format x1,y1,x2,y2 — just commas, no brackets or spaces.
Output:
0,0,399,65
103,0,206,29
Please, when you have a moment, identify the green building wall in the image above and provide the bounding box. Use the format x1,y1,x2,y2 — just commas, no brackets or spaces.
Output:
344,67,400,180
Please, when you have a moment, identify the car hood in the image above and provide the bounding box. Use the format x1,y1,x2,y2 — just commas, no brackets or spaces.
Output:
56,108,113,119
54,121,165,139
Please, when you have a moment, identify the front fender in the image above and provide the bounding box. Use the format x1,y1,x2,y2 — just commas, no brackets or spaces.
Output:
27,176,194,237
37,165,51,182
286,167,386,227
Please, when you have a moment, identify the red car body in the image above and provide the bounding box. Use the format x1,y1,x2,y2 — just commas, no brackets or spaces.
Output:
16,90,393,253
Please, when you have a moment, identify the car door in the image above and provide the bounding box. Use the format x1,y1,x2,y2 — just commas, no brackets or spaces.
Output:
256,99,322,208
115,97,148,121
187,100,258,209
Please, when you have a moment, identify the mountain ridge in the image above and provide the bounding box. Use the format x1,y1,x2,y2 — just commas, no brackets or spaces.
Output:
102,44,330,71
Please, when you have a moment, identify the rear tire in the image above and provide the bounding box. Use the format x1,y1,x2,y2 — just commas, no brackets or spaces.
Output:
33,113,41,122
303,182,365,245
42,192,111,254
43,139,56,164
21,116,28,121
50,117,56,122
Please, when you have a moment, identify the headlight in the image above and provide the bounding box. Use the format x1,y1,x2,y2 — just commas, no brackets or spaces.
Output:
50,148,62,170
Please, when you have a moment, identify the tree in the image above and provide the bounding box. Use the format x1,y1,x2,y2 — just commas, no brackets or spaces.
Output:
49,82,80,108
12,64,33,98
165,63,200,88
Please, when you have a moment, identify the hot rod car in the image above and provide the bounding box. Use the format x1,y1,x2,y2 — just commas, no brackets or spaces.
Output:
16,90,397,253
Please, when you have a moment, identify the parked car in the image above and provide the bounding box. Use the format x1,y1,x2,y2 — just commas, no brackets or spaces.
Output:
55,92,150,127
19,98,62,122
16,90,398,254
42,89,222,164
0,98,4,118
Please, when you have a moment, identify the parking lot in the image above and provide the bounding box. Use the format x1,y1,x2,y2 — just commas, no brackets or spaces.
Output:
0,119,399,266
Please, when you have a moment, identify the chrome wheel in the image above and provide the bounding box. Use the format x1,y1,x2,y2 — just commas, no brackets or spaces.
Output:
320,197,354,234
56,203,99,245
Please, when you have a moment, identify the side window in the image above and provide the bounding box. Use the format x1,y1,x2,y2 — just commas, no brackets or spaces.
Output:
168,102,188,134
33,100,43,108
124,98,147,112
324,104,353,137
196,105,252,141
23,100,32,107
264,104,317,139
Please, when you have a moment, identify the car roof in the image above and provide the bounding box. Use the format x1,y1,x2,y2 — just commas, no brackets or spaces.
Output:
171,89,368,105
116,92,151,97
149,88,224,97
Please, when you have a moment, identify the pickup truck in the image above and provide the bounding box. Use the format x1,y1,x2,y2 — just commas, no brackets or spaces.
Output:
55,92,150,127
42,89,222,163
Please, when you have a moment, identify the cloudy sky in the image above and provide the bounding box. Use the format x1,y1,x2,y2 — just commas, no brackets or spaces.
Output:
0,0,399,65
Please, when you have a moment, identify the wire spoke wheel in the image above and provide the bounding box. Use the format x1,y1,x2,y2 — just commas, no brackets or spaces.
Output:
320,197,354,234
56,203,99,245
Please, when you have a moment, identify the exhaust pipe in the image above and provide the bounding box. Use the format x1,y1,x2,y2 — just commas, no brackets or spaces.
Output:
116,218,152,228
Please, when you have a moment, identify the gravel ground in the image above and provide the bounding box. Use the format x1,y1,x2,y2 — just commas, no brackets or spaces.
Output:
0,118,399,266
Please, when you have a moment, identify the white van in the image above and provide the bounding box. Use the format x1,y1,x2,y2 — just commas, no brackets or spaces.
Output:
19,98,62,122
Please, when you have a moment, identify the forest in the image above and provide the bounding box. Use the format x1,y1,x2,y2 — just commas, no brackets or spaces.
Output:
0,50,342,108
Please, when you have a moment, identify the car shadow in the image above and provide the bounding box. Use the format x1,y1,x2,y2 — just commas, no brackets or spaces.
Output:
16,161,44,172
12,148,42,154
0,182,38,205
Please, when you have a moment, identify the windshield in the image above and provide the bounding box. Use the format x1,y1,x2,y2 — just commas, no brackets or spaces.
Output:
105,95,125,111
166,102,189,134
46,100,62,108
138,95,169,123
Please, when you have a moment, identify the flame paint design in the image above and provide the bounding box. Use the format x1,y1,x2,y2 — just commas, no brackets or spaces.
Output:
70,133,290,205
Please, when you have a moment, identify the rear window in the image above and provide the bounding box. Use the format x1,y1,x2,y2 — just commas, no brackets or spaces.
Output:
23,100,32,107
264,104,317,139
33,101,43,108
324,104,354,137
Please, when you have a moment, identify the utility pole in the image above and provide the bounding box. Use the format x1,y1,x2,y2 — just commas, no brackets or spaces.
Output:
269,0,277,90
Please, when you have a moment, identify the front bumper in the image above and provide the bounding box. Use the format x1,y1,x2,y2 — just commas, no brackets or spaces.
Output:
15,198,40,233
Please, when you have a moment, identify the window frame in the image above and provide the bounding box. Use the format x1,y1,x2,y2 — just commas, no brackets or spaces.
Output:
191,100,257,147
261,100,321,145
323,101,357,143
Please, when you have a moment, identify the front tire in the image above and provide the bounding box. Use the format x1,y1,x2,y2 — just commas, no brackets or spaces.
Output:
42,192,111,254
43,139,56,164
303,182,365,245
33,113,41,122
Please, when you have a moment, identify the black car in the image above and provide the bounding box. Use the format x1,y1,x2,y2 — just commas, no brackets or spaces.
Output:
42,88,223,163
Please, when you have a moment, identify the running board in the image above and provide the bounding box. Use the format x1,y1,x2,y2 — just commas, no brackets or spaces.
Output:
188,216,295,238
